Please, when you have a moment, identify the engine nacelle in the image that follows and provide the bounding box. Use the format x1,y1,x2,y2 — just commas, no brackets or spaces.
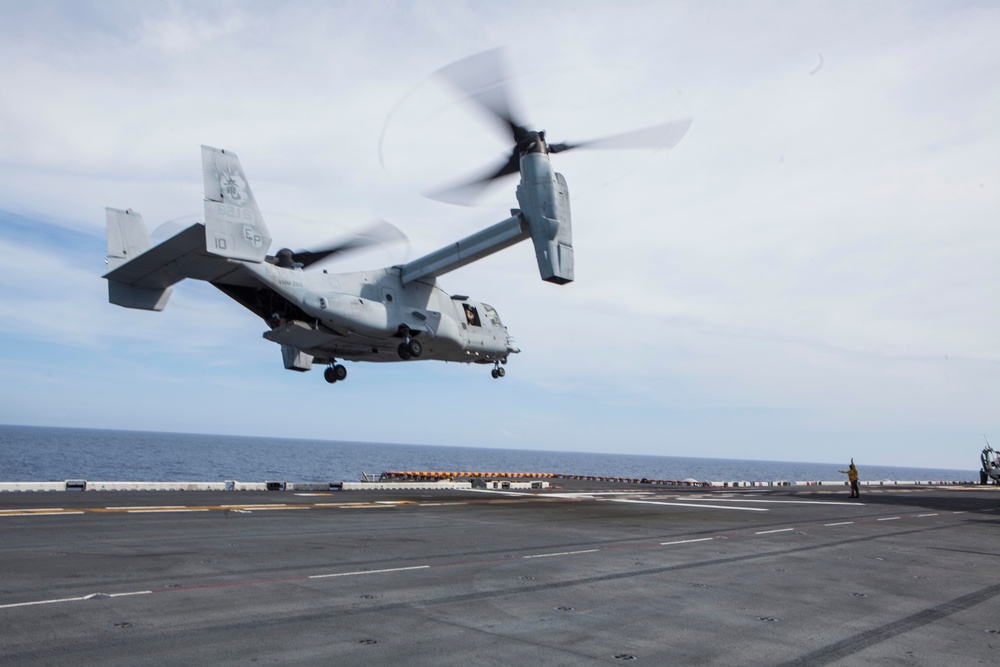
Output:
517,152,574,285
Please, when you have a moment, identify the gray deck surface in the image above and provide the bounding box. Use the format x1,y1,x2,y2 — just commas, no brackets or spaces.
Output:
2,482,999,665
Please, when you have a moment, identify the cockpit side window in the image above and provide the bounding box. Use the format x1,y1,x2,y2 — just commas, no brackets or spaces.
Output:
463,303,481,327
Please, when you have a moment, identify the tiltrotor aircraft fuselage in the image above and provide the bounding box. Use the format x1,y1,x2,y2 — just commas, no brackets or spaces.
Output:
104,140,572,384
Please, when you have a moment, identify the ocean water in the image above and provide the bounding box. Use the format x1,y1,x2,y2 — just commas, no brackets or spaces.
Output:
0,425,975,484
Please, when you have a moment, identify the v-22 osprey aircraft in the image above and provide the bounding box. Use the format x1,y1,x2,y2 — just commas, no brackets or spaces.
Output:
102,51,690,385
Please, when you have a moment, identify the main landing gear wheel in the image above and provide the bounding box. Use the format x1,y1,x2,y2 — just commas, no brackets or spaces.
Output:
324,364,347,384
491,362,506,379
397,338,422,360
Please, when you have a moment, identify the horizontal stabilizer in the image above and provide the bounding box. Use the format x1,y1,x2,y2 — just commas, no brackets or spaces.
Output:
108,281,173,311
104,223,208,289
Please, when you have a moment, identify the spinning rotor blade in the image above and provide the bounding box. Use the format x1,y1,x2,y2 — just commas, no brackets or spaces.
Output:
548,118,693,154
425,48,692,206
427,153,520,205
274,220,408,269
434,47,529,142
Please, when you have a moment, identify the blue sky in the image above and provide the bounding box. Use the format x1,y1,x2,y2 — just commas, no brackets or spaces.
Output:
0,1,997,469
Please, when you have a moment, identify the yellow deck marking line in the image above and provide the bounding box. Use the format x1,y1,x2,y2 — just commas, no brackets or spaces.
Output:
0,510,83,516
0,508,67,513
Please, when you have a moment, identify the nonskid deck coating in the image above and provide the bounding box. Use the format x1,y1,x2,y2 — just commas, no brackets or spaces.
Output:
2,482,999,665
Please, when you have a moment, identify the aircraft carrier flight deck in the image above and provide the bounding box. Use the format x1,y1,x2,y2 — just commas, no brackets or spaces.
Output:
2,480,999,665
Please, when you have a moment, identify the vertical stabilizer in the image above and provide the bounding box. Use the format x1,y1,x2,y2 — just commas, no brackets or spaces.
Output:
104,207,173,311
202,145,272,262
105,207,151,271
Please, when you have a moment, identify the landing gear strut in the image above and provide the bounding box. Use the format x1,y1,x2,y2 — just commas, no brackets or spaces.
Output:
324,362,348,384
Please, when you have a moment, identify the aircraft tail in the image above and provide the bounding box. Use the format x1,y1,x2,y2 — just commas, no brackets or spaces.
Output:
105,208,173,311
202,145,272,262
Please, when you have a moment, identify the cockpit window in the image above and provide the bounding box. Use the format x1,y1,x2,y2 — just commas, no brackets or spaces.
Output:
481,303,502,327
463,303,481,327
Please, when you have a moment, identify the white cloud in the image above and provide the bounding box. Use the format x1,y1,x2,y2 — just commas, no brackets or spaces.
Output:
0,1,998,469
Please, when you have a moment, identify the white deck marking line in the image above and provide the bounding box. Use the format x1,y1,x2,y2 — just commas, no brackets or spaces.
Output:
522,549,600,559
755,528,795,535
419,502,468,506
877,517,901,521
680,498,864,506
309,565,430,579
232,506,309,511
0,590,152,610
111,506,187,510
825,521,855,526
607,498,768,512
107,590,152,598
126,509,210,513
546,492,653,498
953,511,967,514
916,513,938,517
660,537,716,546
218,504,289,508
